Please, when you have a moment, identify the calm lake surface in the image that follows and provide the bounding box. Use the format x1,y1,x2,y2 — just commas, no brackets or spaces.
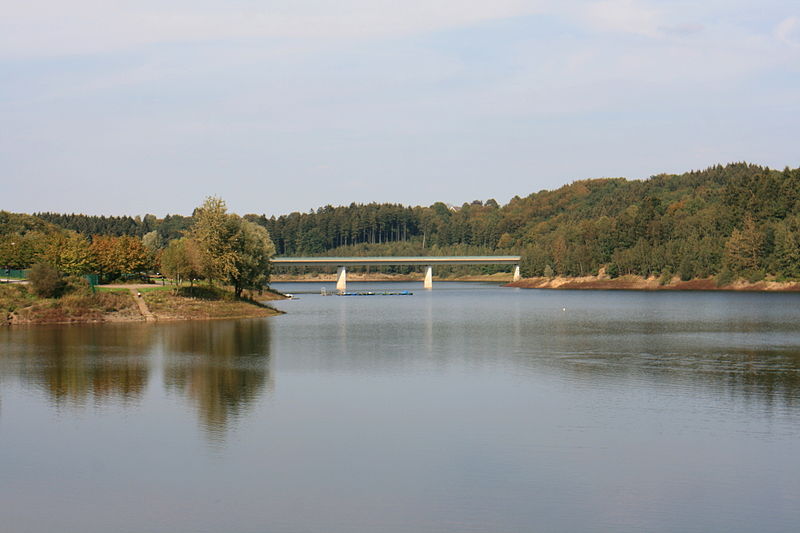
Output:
2,282,800,533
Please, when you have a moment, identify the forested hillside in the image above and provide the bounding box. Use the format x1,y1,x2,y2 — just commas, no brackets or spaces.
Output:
11,162,800,282
257,162,800,282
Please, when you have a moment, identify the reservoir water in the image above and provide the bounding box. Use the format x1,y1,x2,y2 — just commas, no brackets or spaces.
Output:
2,282,800,532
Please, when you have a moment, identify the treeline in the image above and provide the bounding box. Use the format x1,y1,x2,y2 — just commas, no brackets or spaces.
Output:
35,212,193,241
34,201,507,255
249,200,504,254
9,162,800,282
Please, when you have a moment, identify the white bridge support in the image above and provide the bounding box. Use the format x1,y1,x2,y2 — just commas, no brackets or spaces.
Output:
513,265,521,282
336,266,347,291
424,265,433,290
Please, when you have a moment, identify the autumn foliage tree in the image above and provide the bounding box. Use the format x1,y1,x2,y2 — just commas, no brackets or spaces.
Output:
40,232,96,274
91,235,151,282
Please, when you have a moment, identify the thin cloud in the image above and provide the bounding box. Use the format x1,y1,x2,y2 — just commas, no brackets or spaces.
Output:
0,1,545,58
659,23,704,37
776,16,800,47
577,0,664,38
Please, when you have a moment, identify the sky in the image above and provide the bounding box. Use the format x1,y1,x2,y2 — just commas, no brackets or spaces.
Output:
2,1,799,217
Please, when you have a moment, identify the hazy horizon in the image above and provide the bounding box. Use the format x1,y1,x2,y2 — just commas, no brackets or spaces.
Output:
3,1,799,217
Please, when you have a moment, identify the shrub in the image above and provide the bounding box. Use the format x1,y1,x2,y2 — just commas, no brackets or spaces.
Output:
658,268,673,286
28,263,64,298
606,263,620,278
63,275,92,296
747,270,766,283
715,267,735,287
0,283,31,312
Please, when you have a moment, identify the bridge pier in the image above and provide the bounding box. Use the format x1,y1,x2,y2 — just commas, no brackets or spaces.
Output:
336,266,347,291
513,265,521,282
424,265,433,290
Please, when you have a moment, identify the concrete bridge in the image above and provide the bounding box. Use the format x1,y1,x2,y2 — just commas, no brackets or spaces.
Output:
271,256,522,290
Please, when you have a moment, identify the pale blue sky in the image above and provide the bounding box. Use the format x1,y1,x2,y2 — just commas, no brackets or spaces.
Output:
2,1,799,216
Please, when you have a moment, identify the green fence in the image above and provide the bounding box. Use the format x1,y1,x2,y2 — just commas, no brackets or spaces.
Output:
84,274,99,292
2,268,28,279
1,270,98,291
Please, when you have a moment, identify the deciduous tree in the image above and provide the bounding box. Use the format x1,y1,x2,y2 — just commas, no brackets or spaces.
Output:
228,220,275,297
191,197,240,285
160,238,203,287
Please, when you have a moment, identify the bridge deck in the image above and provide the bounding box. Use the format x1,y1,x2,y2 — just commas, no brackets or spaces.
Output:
272,256,521,267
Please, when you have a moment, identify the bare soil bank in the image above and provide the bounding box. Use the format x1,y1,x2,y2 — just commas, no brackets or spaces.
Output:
507,275,800,292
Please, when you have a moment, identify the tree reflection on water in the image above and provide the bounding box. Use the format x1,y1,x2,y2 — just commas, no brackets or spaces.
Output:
161,319,274,439
0,319,274,439
0,323,153,407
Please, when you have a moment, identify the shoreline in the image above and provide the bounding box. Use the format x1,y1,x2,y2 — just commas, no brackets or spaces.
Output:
9,273,799,326
2,285,286,326
506,275,800,292
4,311,283,327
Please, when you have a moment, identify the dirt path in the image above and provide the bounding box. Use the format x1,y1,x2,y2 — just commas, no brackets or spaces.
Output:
129,288,156,322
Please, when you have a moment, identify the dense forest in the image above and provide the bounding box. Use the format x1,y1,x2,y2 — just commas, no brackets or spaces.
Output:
6,162,800,282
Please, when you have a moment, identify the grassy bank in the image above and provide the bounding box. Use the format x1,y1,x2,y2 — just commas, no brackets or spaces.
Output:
508,275,800,292
1,283,141,325
1,283,285,325
142,285,283,321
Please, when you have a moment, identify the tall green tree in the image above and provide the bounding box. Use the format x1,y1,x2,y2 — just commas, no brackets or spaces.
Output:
191,197,241,285
160,238,204,287
724,217,764,273
188,197,276,295
772,223,800,278
229,220,276,297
